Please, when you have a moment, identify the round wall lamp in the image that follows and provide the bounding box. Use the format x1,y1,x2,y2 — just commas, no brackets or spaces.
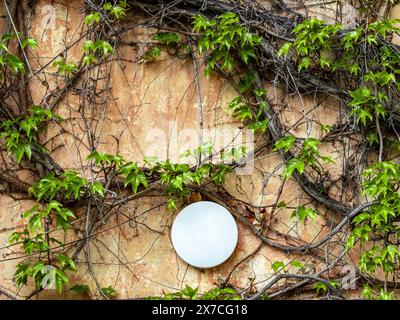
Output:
171,201,238,269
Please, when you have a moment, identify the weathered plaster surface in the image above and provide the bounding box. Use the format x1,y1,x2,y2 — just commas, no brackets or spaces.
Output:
0,0,392,299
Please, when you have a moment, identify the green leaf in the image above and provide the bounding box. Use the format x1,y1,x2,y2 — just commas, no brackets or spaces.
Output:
104,3,127,19
313,282,328,294
143,47,161,62
124,170,148,193
101,286,117,298
52,204,75,232
211,164,232,185
361,284,374,299
27,214,42,234
352,212,370,224
320,124,332,133
375,103,386,119
278,43,292,57
70,284,90,293
55,268,69,293
6,54,25,74
194,141,214,157
15,143,26,163
291,206,319,222
201,287,240,300
14,263,30,287
346,234,356,251
271,261,285,272
31,260,45,278
21,37,38,49
84,12,101,26
352,107,373,126
247,119,268,133
290,260,305,269
379,289,394,300
167,198,177,211
23,205,39,219
283,158,305,179
298,57,311,71
83,40,95,53
254,88,266,97
181,285,198,300
366,34,377,45
82,54,97,67
303,137,320,153
319,56,331,69
385,245,398,262
24,144,32,160
53,58,78,76
192,12,260,74
8,231,22,244
99,41,113,56
91,182,105,198
0,42,9,52
277,201,286,208
273,135,296,152
233,107,253,121
348,64,360,75
56,254,76,271
238,71,256,94
320,155,335,164
153,32,181,45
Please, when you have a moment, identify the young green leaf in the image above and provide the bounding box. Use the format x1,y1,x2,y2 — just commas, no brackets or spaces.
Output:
273,135,296,152
70,284,90,293
283,158,305,179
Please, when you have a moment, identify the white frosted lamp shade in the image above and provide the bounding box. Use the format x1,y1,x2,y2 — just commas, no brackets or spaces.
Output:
171,201,238,268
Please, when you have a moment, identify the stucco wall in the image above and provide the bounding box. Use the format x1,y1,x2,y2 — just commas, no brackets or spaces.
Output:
0,0,397,299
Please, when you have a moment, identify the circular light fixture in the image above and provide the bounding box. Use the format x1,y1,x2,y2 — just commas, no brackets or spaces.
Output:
171,201,238,268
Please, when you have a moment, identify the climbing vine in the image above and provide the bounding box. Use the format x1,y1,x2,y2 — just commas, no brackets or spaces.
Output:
0,0,400,300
